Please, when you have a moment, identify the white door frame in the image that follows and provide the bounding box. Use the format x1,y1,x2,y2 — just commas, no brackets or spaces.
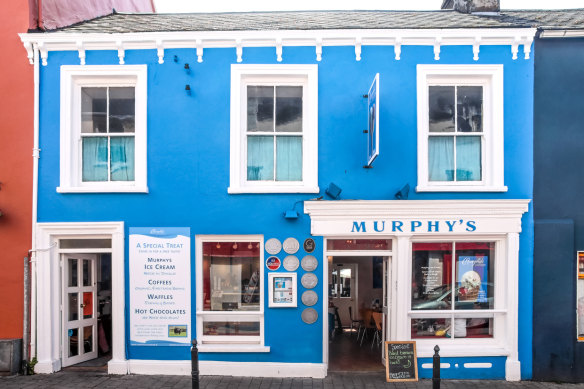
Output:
322,238,394,368
34,222,127,374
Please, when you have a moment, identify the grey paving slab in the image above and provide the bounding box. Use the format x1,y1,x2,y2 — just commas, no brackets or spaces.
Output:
3,372,584,388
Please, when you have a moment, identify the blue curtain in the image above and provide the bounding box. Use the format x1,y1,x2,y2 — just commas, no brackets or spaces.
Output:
247,136,274,181
428,136,454,181
110,136,135,181
456,136,481,181
82,137,108,181
276,136,302,181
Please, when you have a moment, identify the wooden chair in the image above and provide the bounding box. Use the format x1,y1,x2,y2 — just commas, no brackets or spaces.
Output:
348,306,363,338
359,309,374,345
371,312,383,349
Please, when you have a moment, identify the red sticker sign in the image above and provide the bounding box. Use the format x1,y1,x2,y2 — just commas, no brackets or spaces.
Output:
266,256,281,271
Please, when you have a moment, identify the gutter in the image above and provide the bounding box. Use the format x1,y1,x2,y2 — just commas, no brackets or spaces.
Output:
539,29,584,38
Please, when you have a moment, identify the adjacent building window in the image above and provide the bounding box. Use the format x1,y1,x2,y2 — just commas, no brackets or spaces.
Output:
577,252,584,341
59,65,147,193
196,236,265,346
410,242,495,339
417,65,505,192
229,65,318,194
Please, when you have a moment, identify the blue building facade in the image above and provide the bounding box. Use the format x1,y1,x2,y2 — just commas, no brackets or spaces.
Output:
21,10,536,381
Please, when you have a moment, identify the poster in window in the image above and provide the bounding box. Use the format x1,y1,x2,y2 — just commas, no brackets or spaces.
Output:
367,73,380,166
269,272,297,307
457,255,488,303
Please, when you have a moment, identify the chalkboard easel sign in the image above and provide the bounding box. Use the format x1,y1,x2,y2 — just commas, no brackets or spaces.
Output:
385,341,418,382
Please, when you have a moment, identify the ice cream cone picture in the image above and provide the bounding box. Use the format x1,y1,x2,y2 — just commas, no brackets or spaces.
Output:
460,270,481,301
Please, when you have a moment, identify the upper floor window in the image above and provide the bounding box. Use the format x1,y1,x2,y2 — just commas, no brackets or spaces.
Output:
229,65,318,194
59,65,147,193
416,65,506,192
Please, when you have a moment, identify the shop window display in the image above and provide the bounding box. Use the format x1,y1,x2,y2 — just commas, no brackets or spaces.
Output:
411,242,494,339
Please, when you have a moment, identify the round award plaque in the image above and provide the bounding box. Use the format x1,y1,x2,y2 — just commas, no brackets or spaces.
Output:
283,237,300,254
301,290,318,306
301,308,318,324
265,238,282,255
301,273,318,289
301,255,318,272
283,255,299,271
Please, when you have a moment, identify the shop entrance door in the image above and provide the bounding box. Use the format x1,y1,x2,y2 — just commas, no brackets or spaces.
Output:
330,263,357,329
62,254,98,367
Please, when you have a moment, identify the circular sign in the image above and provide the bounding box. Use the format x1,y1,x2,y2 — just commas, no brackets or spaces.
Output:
301,308,318,324
265,238,282,255
301,255,318,272
301,290,318,306
283,238,300,254
301,273,318,289
303,238,316,253
266,256,281,271
283,255,299,271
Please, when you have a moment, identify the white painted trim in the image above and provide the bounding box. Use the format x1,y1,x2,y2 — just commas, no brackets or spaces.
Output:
59,65,148,193
540,29,584,38
198,345,270,353
19,28,537,65
34,222,126,374
229,64,318,194
127,360,327,378
195,235,266,347
416,64,505,193
268,272,297,308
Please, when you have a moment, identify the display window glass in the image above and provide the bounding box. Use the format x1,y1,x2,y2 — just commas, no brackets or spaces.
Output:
411,242,494,339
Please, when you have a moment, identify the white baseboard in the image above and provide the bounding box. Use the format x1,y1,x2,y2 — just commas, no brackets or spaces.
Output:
127,360,327,378
505,359,521,381
108,359,129,374
35,359,60,374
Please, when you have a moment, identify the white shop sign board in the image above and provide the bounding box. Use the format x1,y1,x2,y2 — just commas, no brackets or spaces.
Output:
129,227,191,346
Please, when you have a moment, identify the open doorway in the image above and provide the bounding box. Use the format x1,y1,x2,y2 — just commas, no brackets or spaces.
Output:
61,249,113,371
328,255,390,372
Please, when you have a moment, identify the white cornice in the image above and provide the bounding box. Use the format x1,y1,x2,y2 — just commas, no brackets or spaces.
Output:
19,28,537,65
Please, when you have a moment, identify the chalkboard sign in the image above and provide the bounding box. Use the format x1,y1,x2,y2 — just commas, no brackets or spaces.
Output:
385,341,418,382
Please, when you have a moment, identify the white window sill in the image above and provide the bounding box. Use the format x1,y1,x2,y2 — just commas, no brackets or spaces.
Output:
416,185,508,193
228,186,320,194
57,186,149,193
198,345,271,353
415,342,509,358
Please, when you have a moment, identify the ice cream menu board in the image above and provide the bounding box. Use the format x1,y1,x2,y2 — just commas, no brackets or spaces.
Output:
273,276,294,303
385,341,418,382
129,227,191,346
457,255,488,302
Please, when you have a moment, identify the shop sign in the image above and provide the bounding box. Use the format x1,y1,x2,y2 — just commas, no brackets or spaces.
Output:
385,341,418,382
350,219,477,234
303,238,315,253
129,227,191,346
266,256,281,271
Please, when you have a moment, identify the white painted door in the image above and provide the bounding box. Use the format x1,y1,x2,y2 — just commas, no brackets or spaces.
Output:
62,254,98,367
330,262,357,329
381,256,391,364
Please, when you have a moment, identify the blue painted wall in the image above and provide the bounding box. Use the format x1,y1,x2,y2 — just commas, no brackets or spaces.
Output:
38,43,533,378
533,37,584,382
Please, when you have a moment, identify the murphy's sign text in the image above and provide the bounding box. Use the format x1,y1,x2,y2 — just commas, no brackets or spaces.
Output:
350,219,477,233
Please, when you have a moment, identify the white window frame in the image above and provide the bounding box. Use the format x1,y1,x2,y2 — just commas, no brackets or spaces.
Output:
229,64,319,194
59,65,148,193
416,65,506,192
195,235,269,353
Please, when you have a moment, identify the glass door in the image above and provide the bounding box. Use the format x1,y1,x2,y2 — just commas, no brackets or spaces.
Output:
62,254,98,367
329,262,357,331
381,256,391,364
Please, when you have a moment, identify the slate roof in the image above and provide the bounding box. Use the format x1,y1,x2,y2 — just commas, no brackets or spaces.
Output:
49,9,584,34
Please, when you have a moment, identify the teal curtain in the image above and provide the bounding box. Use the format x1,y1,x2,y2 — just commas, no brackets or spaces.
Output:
82,137,108,181
110,136,135,181
276,136,302,181
247,136,274,181
428,136,454,181
456,136,481,181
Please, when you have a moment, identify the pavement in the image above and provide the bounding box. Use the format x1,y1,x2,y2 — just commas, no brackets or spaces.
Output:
3,372,584,389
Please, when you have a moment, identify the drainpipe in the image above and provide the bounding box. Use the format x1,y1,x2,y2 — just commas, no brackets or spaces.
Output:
29,43,40,362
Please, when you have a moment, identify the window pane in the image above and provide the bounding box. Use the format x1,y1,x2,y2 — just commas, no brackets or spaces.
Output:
412,243,453,310
81,87,107,133
247,86,274,132
110,136,135,181
109,87,135,133
68,293,79,321
82,137,108,182
339,268,352,298
68,328,79,357
276,136,302,181
429,86,455,133
60,239,112,249
456,136,481,181
202,241,261,311
275,86,302,132
455,242,494,310
203,321,260,336
327,239,392,251
68,258,78,287
411,318,451,339
457,86,482,133
428,136,454,181
247,136,274,181
83,326,93,353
